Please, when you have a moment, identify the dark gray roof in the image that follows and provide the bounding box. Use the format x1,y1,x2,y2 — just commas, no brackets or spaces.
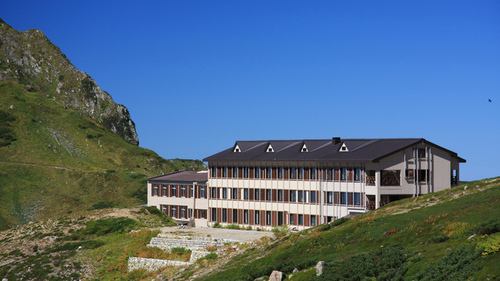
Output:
203,138,466,163
148,170,208,183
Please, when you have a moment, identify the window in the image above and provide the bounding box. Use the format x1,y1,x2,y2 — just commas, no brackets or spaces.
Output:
181,185,186,197
201,186,206,198
327,191,333,204
278,190,283,201
211,208,217,221
298,214,304,225
233,167,238,178
341,168,347,180
299,168,304,179
418,148,426,158
340,143,349,152
244,188,249,200
298,191,304,202
222,209,227,222
340,192,347,204
211,187,217,199
222,188,227,199
172,206,177,218
381,170,401,186
161,205,167,213
200,210,206,219
162,186,167,197
266,211,271,225
278,167,283,179
181,207,186,218
311,215,317,226
211,166,217,177
353,193,361,205
233,145,241,152
244,167,249,178
266,189,272,201
418,169,428,182
326,168,330,180
255,167,260,178
311,168,316,179
310,191,316,203
354,168,361,181
223,167,227,177
190,185,194,198
405,169,415,179
278,212,283,226
267,167,272,179
290,168,296,179
267,144,274,152
172,185,176,196
255,189,260,200
290,190,296,202
289,214,295,225
153,185,158,196
232,188,238,199
244,210,249,224
255,211,260,224
233,209,238,223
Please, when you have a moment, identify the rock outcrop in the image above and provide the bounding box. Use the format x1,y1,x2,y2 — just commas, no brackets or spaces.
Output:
0,18,139,145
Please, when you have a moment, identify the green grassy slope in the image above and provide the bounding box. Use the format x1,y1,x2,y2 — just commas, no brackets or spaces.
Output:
0,81,205,229
195,178,499,281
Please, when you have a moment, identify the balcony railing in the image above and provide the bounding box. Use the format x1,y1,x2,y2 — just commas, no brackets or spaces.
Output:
366,176,376,185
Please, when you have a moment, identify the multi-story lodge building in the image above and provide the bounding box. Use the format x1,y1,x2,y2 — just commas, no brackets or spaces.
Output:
147,170,209,226
147,138,465,230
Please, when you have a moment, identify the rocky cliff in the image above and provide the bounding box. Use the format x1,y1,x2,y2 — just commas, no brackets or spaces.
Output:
0,18,139,145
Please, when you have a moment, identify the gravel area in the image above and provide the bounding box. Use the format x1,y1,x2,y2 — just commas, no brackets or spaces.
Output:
158,226,275,243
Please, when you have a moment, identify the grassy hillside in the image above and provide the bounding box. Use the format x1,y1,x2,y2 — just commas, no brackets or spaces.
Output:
192,178,499,281
0,81,205,229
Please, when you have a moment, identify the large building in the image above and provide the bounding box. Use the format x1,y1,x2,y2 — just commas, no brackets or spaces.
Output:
148,138,465,230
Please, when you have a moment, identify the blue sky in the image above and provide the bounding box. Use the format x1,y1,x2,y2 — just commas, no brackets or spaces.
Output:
1,1,499,181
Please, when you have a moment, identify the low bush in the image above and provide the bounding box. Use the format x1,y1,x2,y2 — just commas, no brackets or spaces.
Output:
87,201,115,210
477,218,500,235
84,217,139,236
171,247,192,255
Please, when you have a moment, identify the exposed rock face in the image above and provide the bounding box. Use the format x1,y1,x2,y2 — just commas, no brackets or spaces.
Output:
0,18,139,145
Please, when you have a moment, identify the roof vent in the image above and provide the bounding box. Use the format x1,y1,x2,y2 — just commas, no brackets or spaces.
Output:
301,143,308,152
266,143,274,152
339,142,349,152
233,144,241,153
332,137,341,145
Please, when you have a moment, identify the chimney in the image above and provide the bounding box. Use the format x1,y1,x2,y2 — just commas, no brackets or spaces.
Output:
332,137,341,145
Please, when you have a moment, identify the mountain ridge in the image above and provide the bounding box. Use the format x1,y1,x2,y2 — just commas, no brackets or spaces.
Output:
0,19,205,230
0,18,139,145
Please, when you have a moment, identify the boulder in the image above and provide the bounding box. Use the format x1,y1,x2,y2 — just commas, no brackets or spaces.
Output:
316,261,324,276
269,270,284,281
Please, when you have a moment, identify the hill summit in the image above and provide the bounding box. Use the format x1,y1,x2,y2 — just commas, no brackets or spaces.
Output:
0,18,138,145
0,19,205,229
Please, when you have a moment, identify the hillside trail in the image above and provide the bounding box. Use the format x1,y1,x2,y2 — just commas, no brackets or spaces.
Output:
0,161,84,172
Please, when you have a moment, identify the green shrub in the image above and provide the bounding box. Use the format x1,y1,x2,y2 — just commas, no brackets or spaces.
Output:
413,244,482,280
319,217,350,232
87,201,116,210
431,234,450,243
171,247,192,255
213,222,222,228
84,217,139,236
226,224,241,230
477,218,500,235
198,252,217,261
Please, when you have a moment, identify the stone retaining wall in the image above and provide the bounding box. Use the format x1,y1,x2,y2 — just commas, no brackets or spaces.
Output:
127,257,190,272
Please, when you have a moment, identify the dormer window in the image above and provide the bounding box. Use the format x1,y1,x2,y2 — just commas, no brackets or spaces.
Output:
301,143,308,152
233,145,241,153
339,143,349,152
266,144,274,152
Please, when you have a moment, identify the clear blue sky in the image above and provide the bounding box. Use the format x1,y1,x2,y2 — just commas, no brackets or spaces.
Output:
2,1,499,181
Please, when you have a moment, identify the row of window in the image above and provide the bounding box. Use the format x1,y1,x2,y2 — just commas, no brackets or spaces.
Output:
210,208,318,227
210,187,319,203
152,184,206,199
211,166,364,181
160,204,207,219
